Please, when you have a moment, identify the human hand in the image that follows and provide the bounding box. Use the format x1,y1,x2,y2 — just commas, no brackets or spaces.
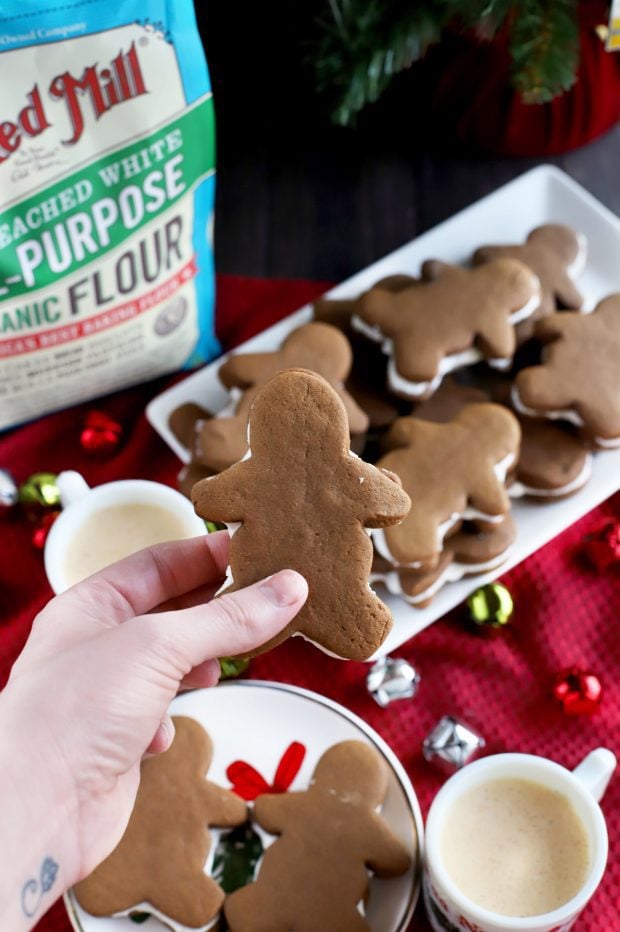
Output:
1,532,307,929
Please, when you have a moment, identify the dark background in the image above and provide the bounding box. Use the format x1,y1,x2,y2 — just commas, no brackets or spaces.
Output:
196,3,620,283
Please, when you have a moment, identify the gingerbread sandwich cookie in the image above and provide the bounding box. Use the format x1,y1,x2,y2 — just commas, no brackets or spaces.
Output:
513,295,620,449
352,259,540,399
414,376,592,501
373,404,520,571
73,717,247,929
508,417,592,500
224,741,412,932
372,516,516,607
473,223,587,341
195,323,370,474
191,369,411,661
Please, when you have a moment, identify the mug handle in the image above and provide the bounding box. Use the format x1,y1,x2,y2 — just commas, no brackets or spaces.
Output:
572,748,616,802
57,471,91,508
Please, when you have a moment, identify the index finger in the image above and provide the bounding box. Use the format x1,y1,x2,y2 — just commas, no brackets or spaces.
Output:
62,531,230,623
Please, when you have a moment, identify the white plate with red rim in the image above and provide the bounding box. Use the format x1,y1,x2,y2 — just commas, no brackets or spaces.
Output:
146,165,620,657
65,681,423,932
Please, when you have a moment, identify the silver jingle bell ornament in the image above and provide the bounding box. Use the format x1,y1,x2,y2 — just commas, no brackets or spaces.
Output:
423,715,485,770
0,469,18,512
366,656,420,708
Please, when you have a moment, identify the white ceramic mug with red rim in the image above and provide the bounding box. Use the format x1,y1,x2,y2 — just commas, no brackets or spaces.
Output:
423,748,616,932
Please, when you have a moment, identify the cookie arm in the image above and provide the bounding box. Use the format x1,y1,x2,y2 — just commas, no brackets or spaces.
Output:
554,272,583,310
468,477,510,520
347,460,411,528
219,353,274,389
253,793,295,835
191,464,251,523
203,783,248,827
364,815,412,878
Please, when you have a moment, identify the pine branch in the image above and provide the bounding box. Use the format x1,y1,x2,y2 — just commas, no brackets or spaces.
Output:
312,0,446,126
311,0,582,126
509,0,580,103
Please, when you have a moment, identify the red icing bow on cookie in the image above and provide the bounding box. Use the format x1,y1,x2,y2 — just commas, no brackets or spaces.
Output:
226,742,306,800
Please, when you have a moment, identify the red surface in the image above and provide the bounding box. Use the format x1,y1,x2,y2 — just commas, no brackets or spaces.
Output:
0,274,617,932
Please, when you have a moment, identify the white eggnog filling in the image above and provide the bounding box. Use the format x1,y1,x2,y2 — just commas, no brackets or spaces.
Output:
371,544,513,605
511,385,619,447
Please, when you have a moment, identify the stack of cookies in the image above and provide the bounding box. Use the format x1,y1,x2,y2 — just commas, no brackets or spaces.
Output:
169,222,619,608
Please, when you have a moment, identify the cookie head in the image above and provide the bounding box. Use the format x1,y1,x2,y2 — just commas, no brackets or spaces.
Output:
249,366,349,459
473,223,585,339
311,740,388,807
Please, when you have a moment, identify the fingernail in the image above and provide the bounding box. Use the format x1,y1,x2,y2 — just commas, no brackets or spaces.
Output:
259,570,307,607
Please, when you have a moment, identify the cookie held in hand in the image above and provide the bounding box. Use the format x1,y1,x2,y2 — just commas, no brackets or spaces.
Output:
513,295,620,449
373,405,520,571
196,322,369,473
191,369,411,661
352,259,540,399
73,717,246,928
224,741,412,932
473,224,586,341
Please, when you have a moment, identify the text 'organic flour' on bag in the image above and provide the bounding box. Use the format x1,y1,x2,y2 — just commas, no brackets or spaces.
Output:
0,0,217,429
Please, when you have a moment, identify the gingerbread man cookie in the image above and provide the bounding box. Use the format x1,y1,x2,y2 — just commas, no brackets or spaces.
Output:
224,741,412,932
352,259,540,399
191,369,411,660
473,224,586,341
73,717,247,928
513,295,620,449
373,404,520,571
195,322,369,473
413,375,592,500
372,516,516,607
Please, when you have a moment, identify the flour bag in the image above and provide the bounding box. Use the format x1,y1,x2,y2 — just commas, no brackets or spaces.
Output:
0,0,217,428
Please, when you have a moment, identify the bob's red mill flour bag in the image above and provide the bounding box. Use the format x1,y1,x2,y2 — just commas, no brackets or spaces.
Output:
0,0,217,428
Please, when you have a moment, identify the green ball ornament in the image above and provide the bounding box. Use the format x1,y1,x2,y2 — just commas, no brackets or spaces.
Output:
219,657,250,680
19,472,61,509
467,582,514,628
205,520,227,533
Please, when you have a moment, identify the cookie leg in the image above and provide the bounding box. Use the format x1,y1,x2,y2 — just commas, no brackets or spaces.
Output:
149,873,224,928
224,884,290,932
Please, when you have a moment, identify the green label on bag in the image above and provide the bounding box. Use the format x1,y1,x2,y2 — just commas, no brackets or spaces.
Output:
0,96,215,299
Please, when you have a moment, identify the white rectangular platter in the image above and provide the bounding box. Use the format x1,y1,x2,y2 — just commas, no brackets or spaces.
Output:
147,165,620,657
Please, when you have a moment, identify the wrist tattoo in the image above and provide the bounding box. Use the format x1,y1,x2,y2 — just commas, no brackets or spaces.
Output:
21,856,58,918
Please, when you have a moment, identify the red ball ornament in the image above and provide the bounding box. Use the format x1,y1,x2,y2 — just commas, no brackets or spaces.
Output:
583,520,620,571
32,511,60,550
80,410,123,457
553,667,603,716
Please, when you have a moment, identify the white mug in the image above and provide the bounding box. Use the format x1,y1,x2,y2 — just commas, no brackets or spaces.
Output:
424,748,616,932
44,470,206,594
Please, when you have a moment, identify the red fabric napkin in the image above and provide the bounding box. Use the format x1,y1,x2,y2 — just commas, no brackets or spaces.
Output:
0,275,617,932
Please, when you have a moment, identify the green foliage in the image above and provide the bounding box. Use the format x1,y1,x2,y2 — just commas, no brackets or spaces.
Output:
212,820,263,893
510,0,580,103
312,0,582,125
314,0,444,125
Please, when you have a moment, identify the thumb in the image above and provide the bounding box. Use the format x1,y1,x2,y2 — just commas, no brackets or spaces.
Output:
138,569,308,669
